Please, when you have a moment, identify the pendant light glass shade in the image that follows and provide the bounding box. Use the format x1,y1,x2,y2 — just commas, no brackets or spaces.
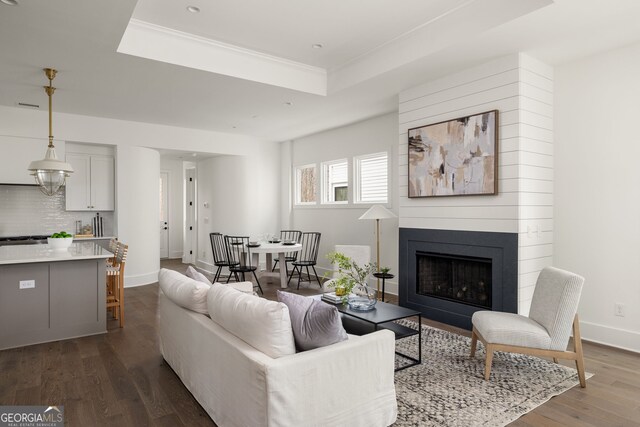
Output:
28,147,73,196
27,68,73,196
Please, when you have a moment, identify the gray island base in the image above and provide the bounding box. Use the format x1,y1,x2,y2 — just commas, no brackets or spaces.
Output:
0,242,112,350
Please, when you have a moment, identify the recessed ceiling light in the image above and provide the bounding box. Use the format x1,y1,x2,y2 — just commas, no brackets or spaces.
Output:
284,101,293,106
232,126,237,129
186,5,200,13
252,115,259,119
1,0,19,5
312,43,323,49
191,153,197,157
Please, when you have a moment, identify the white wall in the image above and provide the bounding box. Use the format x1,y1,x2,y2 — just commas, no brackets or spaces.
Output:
160,157,184,258
0,105,266,284
398,54,554,314
116,146,160,287
555,42,640,352
196,144,281,272
290,113,399,293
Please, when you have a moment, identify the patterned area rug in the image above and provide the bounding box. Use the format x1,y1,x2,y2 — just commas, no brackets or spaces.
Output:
392,320,592,426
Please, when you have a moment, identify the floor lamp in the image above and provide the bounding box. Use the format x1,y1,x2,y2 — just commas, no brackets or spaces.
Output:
359,205,397,296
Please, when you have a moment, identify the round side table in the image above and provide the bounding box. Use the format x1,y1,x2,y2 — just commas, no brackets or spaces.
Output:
373,272,394,302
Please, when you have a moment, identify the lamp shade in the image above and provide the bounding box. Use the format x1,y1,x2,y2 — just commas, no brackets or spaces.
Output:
358,205,397,220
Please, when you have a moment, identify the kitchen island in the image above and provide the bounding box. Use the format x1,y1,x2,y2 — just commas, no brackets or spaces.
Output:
0,242,112,350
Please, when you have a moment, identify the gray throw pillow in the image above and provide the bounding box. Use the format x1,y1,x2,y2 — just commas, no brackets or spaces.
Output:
277,290,348,351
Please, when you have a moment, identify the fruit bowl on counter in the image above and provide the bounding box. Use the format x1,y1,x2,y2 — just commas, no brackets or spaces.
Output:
47,231,74,250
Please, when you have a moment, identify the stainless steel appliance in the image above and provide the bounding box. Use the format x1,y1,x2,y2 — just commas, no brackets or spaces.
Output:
0,235,50,246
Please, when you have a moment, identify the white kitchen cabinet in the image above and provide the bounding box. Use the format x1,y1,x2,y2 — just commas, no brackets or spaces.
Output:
65,154,114,211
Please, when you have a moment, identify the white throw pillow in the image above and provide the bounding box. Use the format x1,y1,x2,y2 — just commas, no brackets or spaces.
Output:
186,264,255,295
159,268,210,315
185,265,211,284
207,283,296,358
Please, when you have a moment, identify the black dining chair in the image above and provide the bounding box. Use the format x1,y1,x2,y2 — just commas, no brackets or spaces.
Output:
288,232,322,289
209,232,239,283
224,235,263,295
271,230,302,274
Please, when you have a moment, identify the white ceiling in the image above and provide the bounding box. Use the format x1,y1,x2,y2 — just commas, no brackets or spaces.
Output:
131,0,471,70
1,0,640,147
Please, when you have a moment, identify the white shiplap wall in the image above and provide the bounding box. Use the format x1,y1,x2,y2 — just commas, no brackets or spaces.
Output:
398,53,553,314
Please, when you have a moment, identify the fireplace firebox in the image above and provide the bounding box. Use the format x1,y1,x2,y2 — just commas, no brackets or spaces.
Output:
399,228,518,330
417,252,492,309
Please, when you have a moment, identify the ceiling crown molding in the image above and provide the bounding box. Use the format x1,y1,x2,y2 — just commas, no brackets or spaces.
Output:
117,19,327,96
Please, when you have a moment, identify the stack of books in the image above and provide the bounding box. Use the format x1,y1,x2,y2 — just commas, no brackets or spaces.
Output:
321,292,346,304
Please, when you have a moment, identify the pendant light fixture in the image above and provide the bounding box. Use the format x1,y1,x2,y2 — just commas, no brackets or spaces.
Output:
27,68,74,196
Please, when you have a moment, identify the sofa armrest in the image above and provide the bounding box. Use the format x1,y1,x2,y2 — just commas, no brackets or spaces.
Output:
265,330,397,427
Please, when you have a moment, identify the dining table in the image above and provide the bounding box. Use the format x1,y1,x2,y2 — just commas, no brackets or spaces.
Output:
249,241,302,289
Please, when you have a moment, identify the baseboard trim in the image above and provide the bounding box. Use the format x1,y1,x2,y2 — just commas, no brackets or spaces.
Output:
580,320,640,353
124,270,159,288
196,259,215,274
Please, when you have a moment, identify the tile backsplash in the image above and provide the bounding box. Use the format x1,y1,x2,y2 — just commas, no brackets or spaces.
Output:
0,185,114,237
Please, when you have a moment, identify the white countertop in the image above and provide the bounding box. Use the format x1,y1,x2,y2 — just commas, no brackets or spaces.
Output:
0,242,113,265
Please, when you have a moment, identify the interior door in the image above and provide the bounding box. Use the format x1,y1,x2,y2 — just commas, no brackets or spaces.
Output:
160,172,169,259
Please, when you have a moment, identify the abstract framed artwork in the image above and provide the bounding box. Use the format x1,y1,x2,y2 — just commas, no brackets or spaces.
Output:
408,110,498,198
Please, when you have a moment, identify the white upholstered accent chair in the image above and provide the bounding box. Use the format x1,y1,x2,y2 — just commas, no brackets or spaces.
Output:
470,266,587,387
322,245,371,292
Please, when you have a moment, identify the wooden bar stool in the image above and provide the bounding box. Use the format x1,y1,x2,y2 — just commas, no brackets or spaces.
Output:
106,242,128,328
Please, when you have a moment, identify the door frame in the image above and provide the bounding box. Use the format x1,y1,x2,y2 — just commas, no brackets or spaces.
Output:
160,170,170,259
183,167,197,264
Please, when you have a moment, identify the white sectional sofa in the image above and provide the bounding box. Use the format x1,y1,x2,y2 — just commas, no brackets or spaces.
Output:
158,271,398,427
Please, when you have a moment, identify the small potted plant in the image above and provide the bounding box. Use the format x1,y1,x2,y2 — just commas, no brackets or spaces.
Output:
47,231,74,250
325,252,378,310
380,267,391,275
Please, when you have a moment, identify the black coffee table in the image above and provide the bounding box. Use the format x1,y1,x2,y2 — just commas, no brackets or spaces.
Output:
336,301,422,371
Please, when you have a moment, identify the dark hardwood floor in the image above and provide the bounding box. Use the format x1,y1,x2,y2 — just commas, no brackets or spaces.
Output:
1,259,639,426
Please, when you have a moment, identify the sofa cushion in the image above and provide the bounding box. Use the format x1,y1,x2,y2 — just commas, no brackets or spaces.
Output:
159,268,210,315
207,283,296,358
472,311,551,350
277,291,348,351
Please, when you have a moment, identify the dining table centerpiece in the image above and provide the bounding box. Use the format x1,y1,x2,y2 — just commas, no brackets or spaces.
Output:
326,252,378,311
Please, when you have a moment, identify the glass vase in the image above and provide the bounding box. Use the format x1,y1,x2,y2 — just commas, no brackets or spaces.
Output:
348,283,377,311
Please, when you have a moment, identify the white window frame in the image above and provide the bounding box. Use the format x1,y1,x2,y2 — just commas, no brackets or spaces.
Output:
294,163,317,206
354,151,389,204
321,158,349,205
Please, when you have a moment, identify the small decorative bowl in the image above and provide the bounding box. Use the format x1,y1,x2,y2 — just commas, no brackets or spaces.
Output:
47,237,74,250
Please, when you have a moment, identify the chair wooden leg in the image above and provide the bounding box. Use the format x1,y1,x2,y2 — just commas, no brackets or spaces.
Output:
118,274,124,328
470,329,478,357
484,345,494,380
553,357,559,364
573,314,586,388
